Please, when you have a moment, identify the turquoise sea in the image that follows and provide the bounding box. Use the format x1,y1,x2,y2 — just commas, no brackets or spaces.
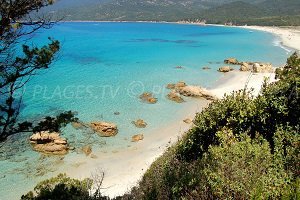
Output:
0,22,290,199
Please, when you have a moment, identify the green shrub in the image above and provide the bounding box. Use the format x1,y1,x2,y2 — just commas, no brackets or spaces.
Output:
202,130,291,199
21,173,93,200
177,52,300,161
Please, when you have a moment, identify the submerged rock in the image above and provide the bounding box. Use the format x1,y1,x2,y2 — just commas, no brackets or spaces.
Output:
224,58,240,65
114,112,120,115
91,154,98,159
132,134,144,142
202,66,211,70
132,119,148,128
167,91,184,103
29,131,68,155
218,66,233,73
71,121,87,130
82,145,92,156
166,83,176,89
89,122,118,137
139,92,158,104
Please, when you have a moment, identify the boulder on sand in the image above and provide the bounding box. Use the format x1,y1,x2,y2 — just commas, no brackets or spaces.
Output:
89,122,118,137
139,92,158,104
239,62,251,71
166,81,217,101
167,91,184,103
132,119,148,128
218,66,233,73
253,63,273,73
29,131,68,155
176,85,217,100
224,58,240,65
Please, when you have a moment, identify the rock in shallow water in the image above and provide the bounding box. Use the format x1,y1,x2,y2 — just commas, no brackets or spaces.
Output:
224,58,240,65
132,119,148,128
29,131,69,155
89,122,118,137
82,145,92,156
139,92,158,104
218,66,234,73
132,134,144,142
167,91,184,103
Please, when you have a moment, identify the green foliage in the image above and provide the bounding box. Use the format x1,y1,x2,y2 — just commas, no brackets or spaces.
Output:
177,52,300,161
32,111,79,133
21,173,93,200
43,0,300,25
21,53,300,200
203,131,291,199
176,90,256,161
123,52,300,199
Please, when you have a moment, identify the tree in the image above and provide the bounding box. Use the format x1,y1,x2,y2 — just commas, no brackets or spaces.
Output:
0,0,60,141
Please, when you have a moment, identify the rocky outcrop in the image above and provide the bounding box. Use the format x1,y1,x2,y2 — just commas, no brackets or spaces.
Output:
175,81,187,88
224,58,240,65
239,62,273,73
239,62,251,71
167,91,184,103
82,145,92,156
176,85,217,100
139,92,158,104
166,81,217,101
218,66,233,73
132,119,147,128
166,83,175,89
253,63,273,73
29,131,68,155
89,122,118,137
132,134,144,142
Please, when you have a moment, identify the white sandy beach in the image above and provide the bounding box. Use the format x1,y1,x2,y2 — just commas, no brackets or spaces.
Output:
241,26,300,51
63,25,299,198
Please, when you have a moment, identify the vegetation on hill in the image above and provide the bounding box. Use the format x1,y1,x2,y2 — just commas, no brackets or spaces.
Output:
22,52,300,199
42,0,300,25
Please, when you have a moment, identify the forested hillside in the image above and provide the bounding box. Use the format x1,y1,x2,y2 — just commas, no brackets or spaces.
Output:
41,0,300,25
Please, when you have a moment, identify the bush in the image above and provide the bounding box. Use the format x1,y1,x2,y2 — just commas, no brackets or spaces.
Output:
202,130,291,199
21,174,93,200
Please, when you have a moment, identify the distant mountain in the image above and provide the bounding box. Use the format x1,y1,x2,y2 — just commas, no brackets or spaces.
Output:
41,0,300,25
197,0,300,25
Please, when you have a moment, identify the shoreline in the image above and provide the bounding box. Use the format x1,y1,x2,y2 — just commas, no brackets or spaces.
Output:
66,99,210,197
51,23,295,198
3,22,296,199
238,26,300,52
65,71,277,198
